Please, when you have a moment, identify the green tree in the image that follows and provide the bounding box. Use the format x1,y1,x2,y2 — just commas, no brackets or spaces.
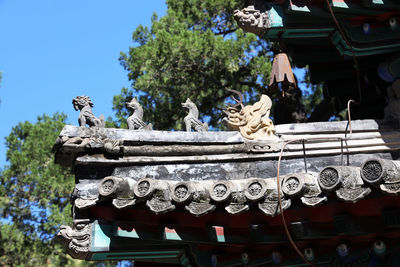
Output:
0,113,81,266
112,0,271,130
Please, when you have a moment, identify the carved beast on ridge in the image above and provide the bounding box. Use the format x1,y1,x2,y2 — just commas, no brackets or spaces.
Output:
182,98,208,132
224,94,277,140
73,95,104,128
126,98,152,130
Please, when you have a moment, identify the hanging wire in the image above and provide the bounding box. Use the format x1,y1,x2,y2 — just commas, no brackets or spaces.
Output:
325,0,363,167
276,139,315,267
272,2,363,265
302,139,308,173
276,100,356,266
340,138,344,166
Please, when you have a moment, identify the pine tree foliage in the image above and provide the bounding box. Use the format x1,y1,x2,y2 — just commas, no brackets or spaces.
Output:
0,114,86,266
113,0,271,130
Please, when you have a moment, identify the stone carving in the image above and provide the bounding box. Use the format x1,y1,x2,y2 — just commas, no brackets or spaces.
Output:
282,173,327,207
112,198,136,209
74,196,99,210
146,190,175,214
282,175,304,196
245,141,284,153
67,159,400,216
245,179,267,201
134,178,176,213
73,95,104,128
234,5,270,35
336,187,371,203
185,181,215,216
210,181,232,202
172,182,192,203
258,190,291,216
300,195,327,207
361,159,384,184
181,98,208,132
225,191,249,214
224,94,277,140
319,166,371,202
361,158,400,195
299,173,327,207
60,135,121,154
98,176,135,209
185,191,216,216
318,167,341,191
126,98,152,130
381,182,400,195
334,167,371,202
57,219,91,260
145,181,175,214
133,178,154,198
99,176,122,197
73,186,99,210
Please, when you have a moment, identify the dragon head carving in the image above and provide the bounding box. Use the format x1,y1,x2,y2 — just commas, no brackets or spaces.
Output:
224,94,276,140
126,97,140,110
72,95,93,111
181,98,196,110
57,219,91,260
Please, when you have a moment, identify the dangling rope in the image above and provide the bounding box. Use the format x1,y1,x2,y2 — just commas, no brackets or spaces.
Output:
275,100,356,266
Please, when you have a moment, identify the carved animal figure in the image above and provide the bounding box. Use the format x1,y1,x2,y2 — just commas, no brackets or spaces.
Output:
181,98,208,132
224,94,276,140
57,219,91,259
126,98,152,130
72,95,104,128
233,5,269,35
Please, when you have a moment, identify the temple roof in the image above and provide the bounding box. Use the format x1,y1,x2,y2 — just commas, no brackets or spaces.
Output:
53,117,400,265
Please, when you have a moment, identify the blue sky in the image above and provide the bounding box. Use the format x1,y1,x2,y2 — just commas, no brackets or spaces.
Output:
0,0,167,165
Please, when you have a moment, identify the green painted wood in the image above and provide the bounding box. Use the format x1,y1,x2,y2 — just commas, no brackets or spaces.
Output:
289,3,310,12
115,227,139,239
90,221,112,252
164,227,182,241
114,221,140,238
340,20,400,44
268,5,284,28
330,0,384,15
286,2,333,19
91,252,180,261
211,226,225,243
330,31,400,56
180,255,192,267
265,28,333,39
331,0,349,9
362,0,400,10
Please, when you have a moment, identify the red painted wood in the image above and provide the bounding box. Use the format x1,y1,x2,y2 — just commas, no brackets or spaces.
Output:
213,226,224,236
89,195,400,229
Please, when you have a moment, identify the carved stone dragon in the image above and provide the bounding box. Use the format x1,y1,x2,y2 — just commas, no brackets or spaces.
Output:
57,219,91,260
224,90,277,140
126,98,152,130
73,95,104,128
233,5,270,35
182,98,208,132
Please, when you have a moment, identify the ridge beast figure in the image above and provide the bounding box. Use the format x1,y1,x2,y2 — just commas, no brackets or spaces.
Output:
72,95,104,128
126,98,152,130
181,98,208,132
